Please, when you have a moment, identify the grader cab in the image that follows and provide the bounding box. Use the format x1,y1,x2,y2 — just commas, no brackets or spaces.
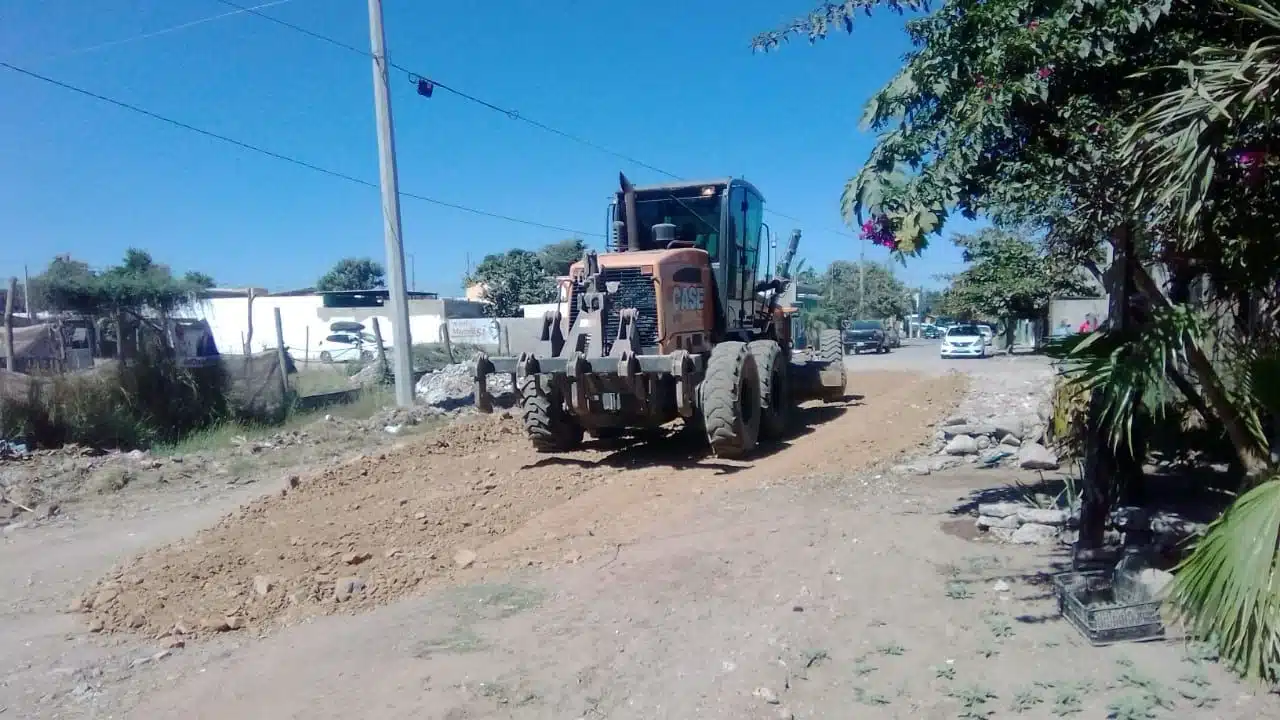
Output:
474,173,846,458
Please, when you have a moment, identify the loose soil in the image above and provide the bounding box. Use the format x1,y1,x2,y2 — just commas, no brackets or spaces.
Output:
77,370,967,640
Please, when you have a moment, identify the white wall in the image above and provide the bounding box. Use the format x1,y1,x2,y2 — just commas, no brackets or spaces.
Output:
186,295,448,361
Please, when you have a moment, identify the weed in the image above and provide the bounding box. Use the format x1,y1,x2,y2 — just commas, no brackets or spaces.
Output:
1113,666,1176,709
966,556,1004,572
976,643,1000,659
946,581,975,600
854,687,891,706
934,664,957,680
802,649,828,669
852,656,878,677
985,614,1015,640
1010,688,1042,713
1177,669,1211,688
877,643,906,656
1106,694,1158,720
950,684,996,719
1183,641,1219,665
1052,687,1083,716
940,562,963,578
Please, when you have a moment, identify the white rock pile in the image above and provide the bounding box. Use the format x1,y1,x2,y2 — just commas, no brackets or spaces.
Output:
414,362,514,409
893,413,1060,476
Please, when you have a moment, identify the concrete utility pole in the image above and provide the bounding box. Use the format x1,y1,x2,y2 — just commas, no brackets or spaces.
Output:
366,0,415,407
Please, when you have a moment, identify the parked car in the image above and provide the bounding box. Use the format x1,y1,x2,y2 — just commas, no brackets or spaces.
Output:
844,320,891,354
976,324,995,346
317,331,376,363
940,324,988,359
921,324,941,339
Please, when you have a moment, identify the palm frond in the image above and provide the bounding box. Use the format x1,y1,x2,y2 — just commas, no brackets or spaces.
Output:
1121,0,1280,237
1167,477,1280,684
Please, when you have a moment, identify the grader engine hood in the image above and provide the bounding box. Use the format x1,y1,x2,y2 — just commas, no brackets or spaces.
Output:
567,248,713,355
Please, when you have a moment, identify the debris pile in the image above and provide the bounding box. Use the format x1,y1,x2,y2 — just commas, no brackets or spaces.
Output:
414,362,514,410
972,499,1207,548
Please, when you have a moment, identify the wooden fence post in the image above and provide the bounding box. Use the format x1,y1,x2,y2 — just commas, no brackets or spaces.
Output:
273,307,289,404
370,317,388,378
244,288,256,354
3,277,15,372
440,303,454,362
304,326,310,366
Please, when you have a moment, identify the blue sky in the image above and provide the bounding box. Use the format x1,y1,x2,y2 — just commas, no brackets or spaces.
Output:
0,0,974,295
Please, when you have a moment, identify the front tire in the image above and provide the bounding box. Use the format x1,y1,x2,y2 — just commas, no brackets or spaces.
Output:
748,340,789,439
700,342,762,459
519,374,584,452
818,329,847,403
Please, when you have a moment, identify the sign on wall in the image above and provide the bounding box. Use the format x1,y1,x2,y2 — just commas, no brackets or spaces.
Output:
447,318,500,346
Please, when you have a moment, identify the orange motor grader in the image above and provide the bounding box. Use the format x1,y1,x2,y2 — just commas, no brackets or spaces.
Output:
474,173,846,457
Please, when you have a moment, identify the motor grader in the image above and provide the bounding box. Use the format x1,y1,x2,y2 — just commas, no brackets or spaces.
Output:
473,173,846,458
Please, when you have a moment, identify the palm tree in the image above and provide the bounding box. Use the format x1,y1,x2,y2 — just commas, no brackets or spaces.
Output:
1119,0,1280,684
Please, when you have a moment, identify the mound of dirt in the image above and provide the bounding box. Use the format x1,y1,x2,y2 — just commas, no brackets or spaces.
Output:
75,371,966,641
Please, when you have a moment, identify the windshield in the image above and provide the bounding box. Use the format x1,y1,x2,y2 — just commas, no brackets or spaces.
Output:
623,189,722,252
848,321,882,331
948,325,981,336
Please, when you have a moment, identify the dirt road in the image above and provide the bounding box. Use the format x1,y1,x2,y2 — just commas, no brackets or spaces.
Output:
4,346,1275,719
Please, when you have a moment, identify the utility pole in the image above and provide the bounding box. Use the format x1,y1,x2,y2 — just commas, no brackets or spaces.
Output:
22,265,32,316
366,0,414,407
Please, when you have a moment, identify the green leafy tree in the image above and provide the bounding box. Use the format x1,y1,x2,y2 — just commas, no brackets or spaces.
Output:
183,271,215,290
806,260,912,327
35,250,204,316
316,257,385,292
537,238,588,276
465,249,558,318
940,228,1095,320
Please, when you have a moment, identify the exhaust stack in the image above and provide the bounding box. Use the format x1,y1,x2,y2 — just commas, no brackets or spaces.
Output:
619,172,641,252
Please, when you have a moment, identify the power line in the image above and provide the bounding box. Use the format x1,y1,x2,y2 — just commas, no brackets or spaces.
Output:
210,0,859,240
27,0,301,62
0,60,603,238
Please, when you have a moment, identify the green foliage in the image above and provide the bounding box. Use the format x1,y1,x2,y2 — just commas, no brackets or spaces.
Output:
937,228,1095,320
536,238,588,276
35,250,206,315
0,351,230,449
805,259,913,327
316,257,385,292
1010,688,1042,713
950,684,997,719
183,271,216,290
1166,477,1280,684
466,248,558,318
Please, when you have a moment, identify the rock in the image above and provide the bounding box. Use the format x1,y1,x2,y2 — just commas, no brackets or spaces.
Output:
929,456,964,472
977,502,1024,518
991,416,1025,439
126,612,146,629
1136,568,1174,598
945,435,979,455
563,550,583,564
976,435,992,450
1017,443,1059,470
1150,512,1206,546
87,618,105,633
991,579,1011,593
342,552,372,566
225,616,244,631
1009,522,1059,544
979,448,1014,466
891,462,931,476
334,577,366,602
201,617,231,632
1026,424,1047,444
92,588,120,609
252,575,275,596
943,424,996,439
977,514,1020,530
1016,507,1068,526
942,415,970,427
453,549,477,569
1110,506,1149,531
752,687,780,705
1059,529,1079,546
999,433,1021,447
775,707,795,720
286,475,300,489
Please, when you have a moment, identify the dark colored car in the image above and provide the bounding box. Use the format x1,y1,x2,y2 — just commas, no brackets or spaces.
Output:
844,320,891,354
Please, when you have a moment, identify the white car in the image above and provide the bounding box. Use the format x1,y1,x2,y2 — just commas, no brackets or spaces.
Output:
941,324,988,359
977,324,994,345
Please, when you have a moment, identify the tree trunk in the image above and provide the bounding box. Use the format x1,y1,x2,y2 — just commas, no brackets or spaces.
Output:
1078,392,1116,557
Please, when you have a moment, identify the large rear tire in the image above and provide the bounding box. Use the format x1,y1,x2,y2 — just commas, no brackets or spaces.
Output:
748,339,789,440
519,374,583,452
700,341,762,459
818,329,847,403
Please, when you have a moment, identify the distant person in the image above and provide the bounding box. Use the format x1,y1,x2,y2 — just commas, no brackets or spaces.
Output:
1053,320,1072,337
1078,314,1098,333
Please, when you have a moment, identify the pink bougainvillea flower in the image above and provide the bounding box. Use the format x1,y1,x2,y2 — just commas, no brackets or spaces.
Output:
1037,67,1052,79
1028,20,1040,30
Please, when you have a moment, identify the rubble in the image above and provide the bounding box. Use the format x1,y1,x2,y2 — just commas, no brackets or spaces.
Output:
414,362,515,410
